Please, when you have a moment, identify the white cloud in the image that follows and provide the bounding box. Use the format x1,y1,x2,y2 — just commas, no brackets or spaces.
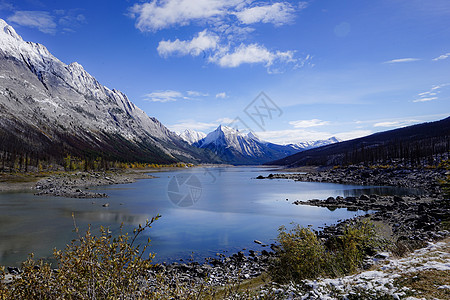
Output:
129,0,298,32
334,130,372,141
168,119,219,132
383,58,420,64
418,91,436,96
256,128,369,144
412,97,438,103
216,117,235,124
210,43,295,68
234,2,295,26
431,83,450,90
130,0,307,72
256,129,335,144
157,30,219,57
129,0,234,32
7,9,87,34
298,2,309,10
143,89,211,102
413,83,450,103
289,119,330,128
143,90,185,102
432,52,450,61
158,33,301,71
170,116,253,133
373,121,401,127
215,92,227,99
7,11,56,34
187,90,208,97
373,120,420,127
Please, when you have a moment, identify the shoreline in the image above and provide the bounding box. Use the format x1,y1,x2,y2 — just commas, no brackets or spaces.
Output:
0,168,174,197
2,165,448,244
259,166,449,240
264,165,446,194
0,164,279,197
1,165,449,296
136,165,450,288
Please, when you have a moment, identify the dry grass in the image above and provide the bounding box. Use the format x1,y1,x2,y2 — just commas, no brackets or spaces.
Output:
395,270,450,299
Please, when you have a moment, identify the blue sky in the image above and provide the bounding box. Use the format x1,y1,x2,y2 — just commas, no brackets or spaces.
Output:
1,0,449,144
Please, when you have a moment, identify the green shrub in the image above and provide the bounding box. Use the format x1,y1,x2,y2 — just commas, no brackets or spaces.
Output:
271,225,327,282
271,220,380,283
332,220,378,275
1,215,160,299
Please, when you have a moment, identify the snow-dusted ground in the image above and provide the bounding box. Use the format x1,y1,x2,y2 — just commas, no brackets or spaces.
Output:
259,237,450,299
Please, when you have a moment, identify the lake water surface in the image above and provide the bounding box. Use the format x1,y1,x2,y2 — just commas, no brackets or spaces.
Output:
0,167,421,266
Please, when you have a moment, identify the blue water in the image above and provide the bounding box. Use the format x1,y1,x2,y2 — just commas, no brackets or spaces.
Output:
0,167,421,266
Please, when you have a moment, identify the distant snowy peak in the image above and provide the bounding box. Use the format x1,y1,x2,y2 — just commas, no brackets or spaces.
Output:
200,125,251,147
178,129,207,144
188,125,342,164
190,125,298,164
293,137,341,150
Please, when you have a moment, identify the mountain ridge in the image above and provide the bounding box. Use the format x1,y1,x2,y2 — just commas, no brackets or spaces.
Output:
0,19,212,167
177,125,339,165
266,117,450,167
177,129,207,145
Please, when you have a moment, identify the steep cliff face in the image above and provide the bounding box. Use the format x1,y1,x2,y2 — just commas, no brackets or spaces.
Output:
0,19,205,164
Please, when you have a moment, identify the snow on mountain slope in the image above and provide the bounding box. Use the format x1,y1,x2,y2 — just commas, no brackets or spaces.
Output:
178,129,207,145
189,126,341,165
293,137,341,150
198,125,263,155
0,19,204,163
192,126,296,164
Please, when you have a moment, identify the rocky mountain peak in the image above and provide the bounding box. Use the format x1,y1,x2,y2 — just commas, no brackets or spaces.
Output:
1,20,21,41
0,19,205,164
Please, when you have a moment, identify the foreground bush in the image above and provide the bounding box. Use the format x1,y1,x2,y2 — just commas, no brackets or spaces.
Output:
1,215,160,299
0,217,384,299
271,220,381,283
270,225,327,282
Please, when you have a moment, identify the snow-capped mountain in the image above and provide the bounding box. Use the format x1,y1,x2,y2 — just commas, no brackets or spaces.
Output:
193,126,292,164
177,129,207,145
293,137,341,151
0,19,208,164
189,125,340,165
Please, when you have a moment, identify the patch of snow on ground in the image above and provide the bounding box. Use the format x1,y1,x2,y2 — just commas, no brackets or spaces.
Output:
261,237,450,299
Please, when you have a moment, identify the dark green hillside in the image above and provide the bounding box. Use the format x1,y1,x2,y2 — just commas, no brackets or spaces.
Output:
267,117,450,167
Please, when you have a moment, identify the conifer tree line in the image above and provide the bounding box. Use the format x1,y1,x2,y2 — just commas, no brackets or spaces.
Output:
270,117,450,167
300,135,450,167
0,124,179,172
340,136,450,166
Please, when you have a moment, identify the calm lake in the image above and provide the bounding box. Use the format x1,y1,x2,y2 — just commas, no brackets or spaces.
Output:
0,167,421,266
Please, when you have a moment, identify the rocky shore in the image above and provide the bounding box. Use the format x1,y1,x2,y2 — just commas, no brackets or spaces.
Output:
145,166,449,291
258,166,450,243
148,248,276,288
2,165,449,298
262,165,446,195
34,170,156,198
294,194,449,243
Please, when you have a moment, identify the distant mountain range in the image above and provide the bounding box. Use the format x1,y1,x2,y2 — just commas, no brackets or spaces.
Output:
267,117,450,167
5,18,440,169
0,19,217,166
177,127,340,165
